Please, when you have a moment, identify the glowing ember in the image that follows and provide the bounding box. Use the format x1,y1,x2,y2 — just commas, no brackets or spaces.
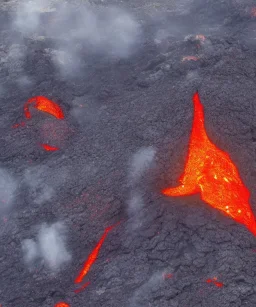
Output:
75,222,120,283
206,277,223,288
54,302,70,307
182,56,199,62
162,273,173,280
74,281,90,294
41,144,59,151
12,122,26,129
24,96,64,119
163,92,256,236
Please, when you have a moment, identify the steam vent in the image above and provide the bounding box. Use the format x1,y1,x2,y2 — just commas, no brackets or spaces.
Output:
1,1,256,306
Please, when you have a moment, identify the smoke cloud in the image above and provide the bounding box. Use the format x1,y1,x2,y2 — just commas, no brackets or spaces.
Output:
127,147,156,228
129,271,164,307
24,165,54,205
13,0,141,75
22,222,71,270
129,147,156,185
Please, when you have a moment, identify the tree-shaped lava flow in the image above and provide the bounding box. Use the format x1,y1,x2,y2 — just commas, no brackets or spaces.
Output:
162,92,256,236
24,96,64,119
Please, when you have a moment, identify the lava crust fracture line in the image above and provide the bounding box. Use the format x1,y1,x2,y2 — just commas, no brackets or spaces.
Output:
75,222,119,283
163,92,256,236
24,96,64,119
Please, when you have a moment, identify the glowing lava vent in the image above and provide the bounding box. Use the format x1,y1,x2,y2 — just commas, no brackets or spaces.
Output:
24,96,64,119
163,92,256,236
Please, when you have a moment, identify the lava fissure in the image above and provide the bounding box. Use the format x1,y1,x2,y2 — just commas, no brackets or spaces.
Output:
163,92,256,236
75,222,120,283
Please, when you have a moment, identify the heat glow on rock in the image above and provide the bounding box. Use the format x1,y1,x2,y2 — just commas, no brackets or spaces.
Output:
206,277,223,288
24,96,64,119
75,222,119,283
163,92,256,236
54,302,70,307
74,281,90,294
41,144,59,151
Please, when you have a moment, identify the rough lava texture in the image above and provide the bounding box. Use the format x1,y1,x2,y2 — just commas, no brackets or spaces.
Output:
1,0,256,306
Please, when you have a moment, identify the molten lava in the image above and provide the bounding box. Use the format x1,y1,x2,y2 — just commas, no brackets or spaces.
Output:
163,92,256,236
24,96,64,119
75,222,119,283
54,302,70,307
12,122,26,129
41,144,59,151
74,281,90,294
206,277,223,288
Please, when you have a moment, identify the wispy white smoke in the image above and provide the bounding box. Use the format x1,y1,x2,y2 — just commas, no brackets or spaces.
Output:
129,147,156,184
0,168,17,211
13,0,54,35
129,271,164,307
127,147,156,227
127,192,144,215
22,222,71,270
13,0,141,75
24,166,54,205
22,239,38,263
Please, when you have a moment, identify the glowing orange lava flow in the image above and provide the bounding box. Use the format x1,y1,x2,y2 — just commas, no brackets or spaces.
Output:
24,96,64,119
163,92,256,236
41,144,59,151
54,302,70,307
75,222,120,283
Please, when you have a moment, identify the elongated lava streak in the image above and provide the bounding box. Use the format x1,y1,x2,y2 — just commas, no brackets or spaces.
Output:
75,222,120,284
163,92,256,236
24,96,64,119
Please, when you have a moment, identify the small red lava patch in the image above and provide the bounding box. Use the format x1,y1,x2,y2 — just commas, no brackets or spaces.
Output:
12,122,26,129
74,281,90,294
41,144,59,151
163,273,173,280
54,302,70,307
206,277,223,288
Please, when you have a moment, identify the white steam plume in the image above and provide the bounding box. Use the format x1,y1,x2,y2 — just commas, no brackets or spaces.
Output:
127,147,156,229
22,222,71,271
13,1,141,75
129,147,156,185
24,166,54,205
